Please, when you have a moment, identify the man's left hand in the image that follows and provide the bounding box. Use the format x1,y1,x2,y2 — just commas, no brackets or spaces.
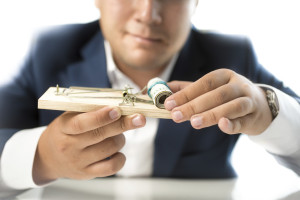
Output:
164,69,273,135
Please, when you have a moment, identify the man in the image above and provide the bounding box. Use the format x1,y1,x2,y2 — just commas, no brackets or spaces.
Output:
1,0,300,191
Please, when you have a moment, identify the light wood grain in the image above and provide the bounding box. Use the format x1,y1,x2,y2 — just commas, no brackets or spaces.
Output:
38,87,172,119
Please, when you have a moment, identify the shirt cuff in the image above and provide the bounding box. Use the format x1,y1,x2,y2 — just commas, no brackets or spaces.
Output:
249,84,300,156
1,126,47,189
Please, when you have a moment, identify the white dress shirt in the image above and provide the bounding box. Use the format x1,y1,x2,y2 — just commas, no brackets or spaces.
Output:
1,41,300,190
104,41,178,177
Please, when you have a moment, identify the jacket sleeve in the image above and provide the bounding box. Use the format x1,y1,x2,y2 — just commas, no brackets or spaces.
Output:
0,46,40,191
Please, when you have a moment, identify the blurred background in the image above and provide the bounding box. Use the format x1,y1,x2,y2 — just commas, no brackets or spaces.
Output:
0,0,299,189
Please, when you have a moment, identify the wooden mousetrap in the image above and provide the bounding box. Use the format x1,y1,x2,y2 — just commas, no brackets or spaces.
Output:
38,86,172,119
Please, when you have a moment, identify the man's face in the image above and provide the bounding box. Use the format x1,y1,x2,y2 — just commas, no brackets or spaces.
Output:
95,0,196,71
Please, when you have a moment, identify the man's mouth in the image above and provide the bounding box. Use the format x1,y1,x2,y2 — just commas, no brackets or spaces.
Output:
129,33,163,44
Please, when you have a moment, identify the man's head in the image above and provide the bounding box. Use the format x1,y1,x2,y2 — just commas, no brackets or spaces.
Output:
95,0,197,73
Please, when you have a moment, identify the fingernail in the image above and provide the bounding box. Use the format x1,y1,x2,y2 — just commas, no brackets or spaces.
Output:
191,116,203,128
132,115,143,127
165,100,177,110
109,109,120,120
172,110,183,121
226,119,234,132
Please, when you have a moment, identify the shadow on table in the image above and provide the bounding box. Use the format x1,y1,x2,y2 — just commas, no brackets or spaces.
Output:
279,190,300,200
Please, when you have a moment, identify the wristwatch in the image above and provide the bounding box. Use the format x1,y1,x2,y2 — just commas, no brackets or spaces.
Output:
263,88,279,120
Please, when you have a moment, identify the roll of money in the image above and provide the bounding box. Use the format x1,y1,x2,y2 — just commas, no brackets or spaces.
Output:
147,77,172,109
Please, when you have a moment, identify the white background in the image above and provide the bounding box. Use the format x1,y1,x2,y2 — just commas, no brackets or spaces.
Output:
0,0,300,93
0,0,299,189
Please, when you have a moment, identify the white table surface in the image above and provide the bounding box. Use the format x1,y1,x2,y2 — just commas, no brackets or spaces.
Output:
9,172,300,200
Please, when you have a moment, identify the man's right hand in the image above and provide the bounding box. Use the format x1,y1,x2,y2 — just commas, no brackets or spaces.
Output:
32,106,146,185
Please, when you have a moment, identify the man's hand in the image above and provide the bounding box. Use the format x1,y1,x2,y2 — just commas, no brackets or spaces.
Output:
33,106,145,184
165,69,273,135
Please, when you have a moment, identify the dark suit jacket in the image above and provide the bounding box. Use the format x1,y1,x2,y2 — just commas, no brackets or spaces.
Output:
0,20,298,179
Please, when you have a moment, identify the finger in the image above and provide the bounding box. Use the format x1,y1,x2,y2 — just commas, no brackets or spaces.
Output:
165,69,233,111
170,83,241,122
84,152,126,178
77,114,146,147
80,134,125,166
190,97,254,129
218,116,252,135
62,106,122,135
167,81,191,93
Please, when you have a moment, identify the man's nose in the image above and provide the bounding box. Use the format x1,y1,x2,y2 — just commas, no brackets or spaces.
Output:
135,0,162,25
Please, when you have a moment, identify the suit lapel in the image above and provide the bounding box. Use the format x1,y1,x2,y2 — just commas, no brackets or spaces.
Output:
61,31,111,88
153,29,207,177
